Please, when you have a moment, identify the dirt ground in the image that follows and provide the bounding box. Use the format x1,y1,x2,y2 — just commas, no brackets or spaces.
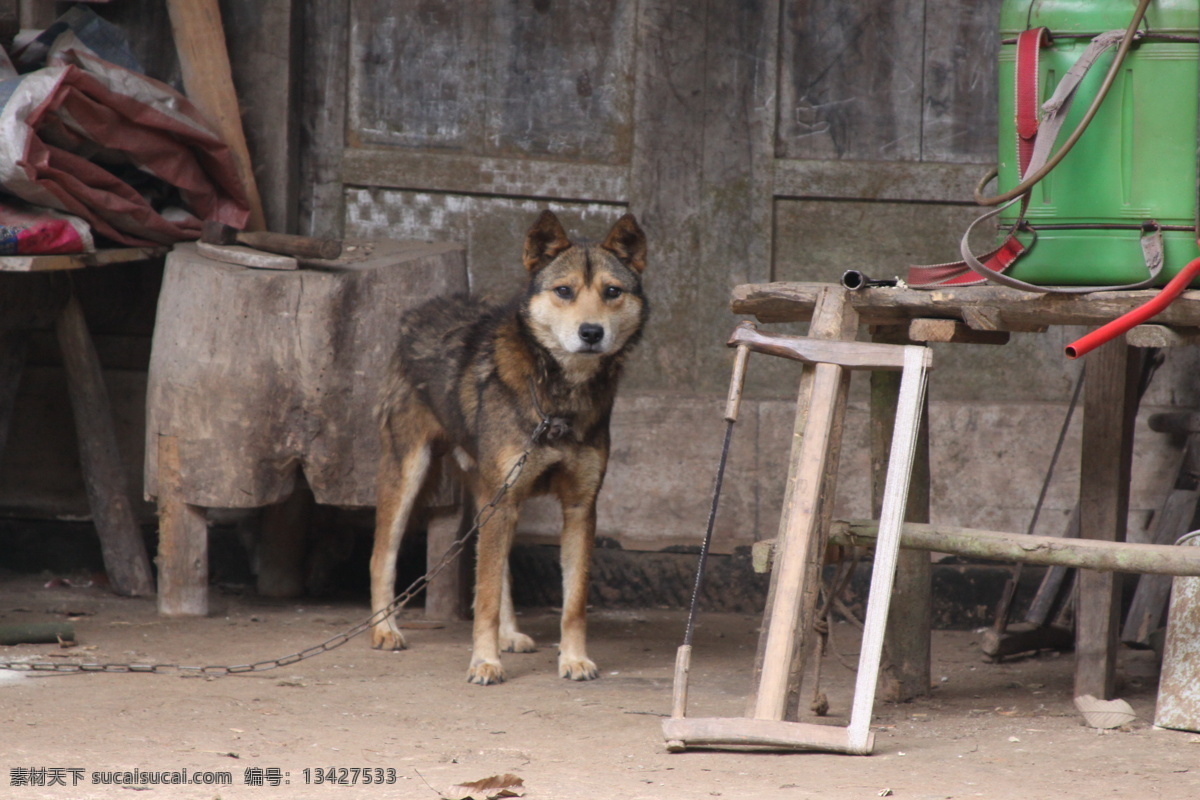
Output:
0,574,1197,800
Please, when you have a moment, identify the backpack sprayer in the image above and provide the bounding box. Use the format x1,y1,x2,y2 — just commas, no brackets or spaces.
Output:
907,0,1200,357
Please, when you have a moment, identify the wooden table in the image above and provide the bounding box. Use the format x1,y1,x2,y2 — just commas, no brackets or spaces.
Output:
731,281,1200,701
0,247,165,597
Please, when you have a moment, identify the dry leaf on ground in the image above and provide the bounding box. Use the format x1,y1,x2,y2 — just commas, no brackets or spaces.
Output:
443,773,526,800
1074,695,1136,729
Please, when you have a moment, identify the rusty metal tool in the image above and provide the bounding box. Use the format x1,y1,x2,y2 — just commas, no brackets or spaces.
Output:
200,220,343,260
667,333,751,736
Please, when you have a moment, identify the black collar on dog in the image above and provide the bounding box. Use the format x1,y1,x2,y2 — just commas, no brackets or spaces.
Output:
529,376,572,443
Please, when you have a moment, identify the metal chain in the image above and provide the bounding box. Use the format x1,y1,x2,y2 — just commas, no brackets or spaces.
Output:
0,417,550,676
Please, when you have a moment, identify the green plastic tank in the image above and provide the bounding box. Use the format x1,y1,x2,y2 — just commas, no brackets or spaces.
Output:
997,0,1200,285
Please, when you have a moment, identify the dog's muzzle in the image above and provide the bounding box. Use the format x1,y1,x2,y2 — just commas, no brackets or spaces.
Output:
578,323,604,346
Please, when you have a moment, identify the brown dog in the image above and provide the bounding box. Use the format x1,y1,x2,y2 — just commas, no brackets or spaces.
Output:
370,211,648,684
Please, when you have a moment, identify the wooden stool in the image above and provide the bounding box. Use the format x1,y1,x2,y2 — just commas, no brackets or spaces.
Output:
145,240,467,616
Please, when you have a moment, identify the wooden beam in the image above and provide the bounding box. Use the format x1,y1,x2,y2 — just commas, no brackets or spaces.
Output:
166,0,267,231
731,281,1200,330
1126,324,1200,349
748,286,858,722
728,323,920,371
1076,341,1139,699
0,247,167,273
773,159,983,204
297,0,349,239
56,292,154,597
663,716,872,755
155,434,209,616
909,317,1010,345
755,519,1200,577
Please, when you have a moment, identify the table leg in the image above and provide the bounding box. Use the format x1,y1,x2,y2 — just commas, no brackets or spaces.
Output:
56,292,154,597
424,506,471,621
1076,340,1140,699
257,482,313,598
156,434,209,616
870,327,932,702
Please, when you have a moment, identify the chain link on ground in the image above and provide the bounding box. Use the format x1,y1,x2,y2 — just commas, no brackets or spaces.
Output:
0,419,550,676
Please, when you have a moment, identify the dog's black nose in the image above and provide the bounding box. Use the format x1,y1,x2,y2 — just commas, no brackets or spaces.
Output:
579,323,604,345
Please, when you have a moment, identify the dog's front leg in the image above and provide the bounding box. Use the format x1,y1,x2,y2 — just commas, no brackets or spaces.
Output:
559,498,599,680
468,499,520,685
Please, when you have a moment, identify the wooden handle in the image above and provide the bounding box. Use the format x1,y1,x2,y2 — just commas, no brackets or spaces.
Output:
724,343,750,423
670,644,692,719
236,231,343,260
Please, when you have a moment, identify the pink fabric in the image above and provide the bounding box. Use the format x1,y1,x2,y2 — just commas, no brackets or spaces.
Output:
0,48,250,247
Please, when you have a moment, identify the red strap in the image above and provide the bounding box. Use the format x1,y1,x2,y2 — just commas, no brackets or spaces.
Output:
1015,28,1050,177
905,235,1026,288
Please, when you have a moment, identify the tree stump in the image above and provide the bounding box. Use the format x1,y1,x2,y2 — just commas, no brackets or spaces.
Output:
145,240,467,615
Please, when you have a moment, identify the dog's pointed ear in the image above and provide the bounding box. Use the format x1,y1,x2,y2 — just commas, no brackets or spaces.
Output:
523,211,572,272
601,213,646,273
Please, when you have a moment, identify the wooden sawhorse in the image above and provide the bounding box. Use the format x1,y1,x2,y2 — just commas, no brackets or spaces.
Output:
731,280,1200,703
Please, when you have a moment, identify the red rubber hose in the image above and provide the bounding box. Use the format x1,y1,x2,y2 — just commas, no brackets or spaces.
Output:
1066,257,1200,359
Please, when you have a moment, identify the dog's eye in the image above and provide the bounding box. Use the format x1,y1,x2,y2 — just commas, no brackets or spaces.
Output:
604,286,623,299
554,286,573,300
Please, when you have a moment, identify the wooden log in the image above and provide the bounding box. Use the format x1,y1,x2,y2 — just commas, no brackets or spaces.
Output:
1126,324,1200,349
730,281,1200,331
870,327,931,704
0,622,74,645
1149,411,1200,436
56,292,154,598
1077,342,1140,700
166,0,267,231
748,286,858,722
908,317,1010,345
155,434,209,617
757,520,1200,576
144,240,468,509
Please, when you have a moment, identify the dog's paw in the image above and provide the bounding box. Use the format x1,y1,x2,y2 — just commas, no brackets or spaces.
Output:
369,623,407,651
467,659,506,685
558,655,599,681
501,632,537,653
